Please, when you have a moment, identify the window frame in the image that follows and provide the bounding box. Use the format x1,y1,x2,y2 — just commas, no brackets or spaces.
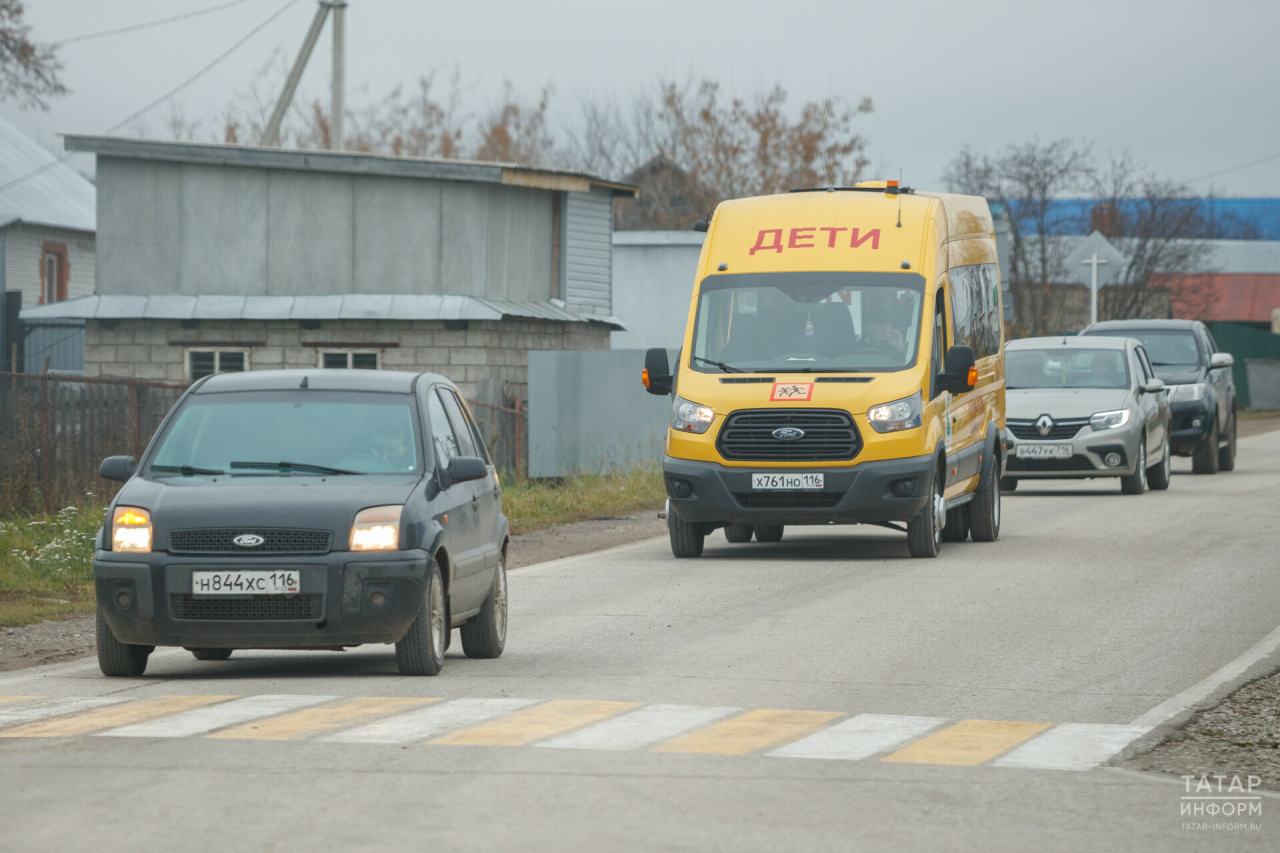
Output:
317,349,381,370
185,347,251,383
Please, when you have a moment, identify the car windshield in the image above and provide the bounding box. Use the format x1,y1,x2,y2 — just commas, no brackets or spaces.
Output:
1007,348,1131,390
1100,329,1200,366
690,271,926,373
150,391,421,476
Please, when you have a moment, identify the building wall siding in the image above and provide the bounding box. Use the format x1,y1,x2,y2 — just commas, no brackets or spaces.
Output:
4,223,95,309
564,186,613,316
610,238,703,349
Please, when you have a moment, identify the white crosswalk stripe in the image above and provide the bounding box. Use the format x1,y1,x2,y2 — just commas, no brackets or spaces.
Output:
537,704,741,752
0,697,126,728
769,713,946,761
992,723,1152,771
324,698,539,744
95,695,336,738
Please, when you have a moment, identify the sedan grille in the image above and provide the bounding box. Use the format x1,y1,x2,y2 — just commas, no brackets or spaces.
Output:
1007,418,1090,441
170,593,323,621
1006,455,1097,472
168,529,331,555
716,409,860,461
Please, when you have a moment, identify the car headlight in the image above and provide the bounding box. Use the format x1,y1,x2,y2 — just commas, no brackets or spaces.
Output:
111,506,152,553
350,505,402,551
672,396,715,434
1168,383,1206,403
867,392,923,433
1089,409,1131,431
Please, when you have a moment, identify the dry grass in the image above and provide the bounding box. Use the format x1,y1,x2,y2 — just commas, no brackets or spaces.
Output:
0,505,103,628
502,466,666,535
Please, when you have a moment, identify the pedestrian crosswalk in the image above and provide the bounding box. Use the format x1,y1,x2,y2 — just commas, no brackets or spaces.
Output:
0,693,1151,771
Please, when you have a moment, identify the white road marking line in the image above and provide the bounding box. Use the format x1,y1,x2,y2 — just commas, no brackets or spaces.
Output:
536,704,740,751
768,713,946,761
0,697,126,728
94,694,334,738
1131,621,1280,728
323,698,539,744
993,723,1152,771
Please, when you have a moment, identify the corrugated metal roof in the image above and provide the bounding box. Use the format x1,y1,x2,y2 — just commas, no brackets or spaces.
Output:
0,117,95,232
20,294,624,329
1202,240,1280,274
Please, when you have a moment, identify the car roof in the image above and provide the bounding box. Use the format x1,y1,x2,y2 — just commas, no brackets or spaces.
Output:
1083,319,1201,332
193,369,447,394
1006,335,1131,351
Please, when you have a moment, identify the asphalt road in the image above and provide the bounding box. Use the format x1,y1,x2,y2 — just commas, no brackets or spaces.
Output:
3,432,1280,852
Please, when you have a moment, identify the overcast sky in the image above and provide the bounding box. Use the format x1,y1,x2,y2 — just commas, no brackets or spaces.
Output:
6,0,1279,195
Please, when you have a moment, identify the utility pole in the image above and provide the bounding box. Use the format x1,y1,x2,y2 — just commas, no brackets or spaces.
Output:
1082,253,1108,326
260,1,333,147
330,1,347,150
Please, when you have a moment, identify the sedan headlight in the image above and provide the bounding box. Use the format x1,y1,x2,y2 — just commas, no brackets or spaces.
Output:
867,392,922,433
672,396,715,434
111,506,152,553
350,505,402,551
1168,383,1206,403
1089,409,1131,431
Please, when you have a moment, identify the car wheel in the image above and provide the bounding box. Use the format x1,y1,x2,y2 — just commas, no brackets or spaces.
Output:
999,477,1018,492
970,464,1001,542
1218,411,1237,472
906,465,943,558
96,609,151,677
188,648,232,661
754,525,784,542
460,554,507,659
723,523,754,543
1148,435,1172,491
396,561,446,676
1121,441,1148,494
941,503,969,542
1192,418,1220,474
668,510,705,558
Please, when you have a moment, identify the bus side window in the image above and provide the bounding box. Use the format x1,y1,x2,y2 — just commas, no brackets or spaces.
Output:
931,287,947,399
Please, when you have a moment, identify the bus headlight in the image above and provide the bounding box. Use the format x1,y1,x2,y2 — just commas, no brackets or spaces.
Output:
867,392,922,433
672,396,715,434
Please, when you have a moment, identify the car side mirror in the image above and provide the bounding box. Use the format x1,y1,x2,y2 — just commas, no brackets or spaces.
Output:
643,347,673,396
941,345,976,394
99,455,136,482
1210,352,1234,369
1142,378,1166,394
446,456,489,484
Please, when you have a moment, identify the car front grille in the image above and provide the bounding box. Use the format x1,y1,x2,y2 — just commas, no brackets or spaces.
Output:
168,529,332,555
716,409,860,461
170,593,323,621
733,491,843,509
1006,455,1097,472
1007,419,1090,440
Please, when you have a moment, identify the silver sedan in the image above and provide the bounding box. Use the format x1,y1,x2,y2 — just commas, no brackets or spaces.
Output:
1001,336,1172,494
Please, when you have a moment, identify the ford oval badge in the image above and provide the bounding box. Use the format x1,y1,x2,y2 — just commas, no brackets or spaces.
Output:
233,534,265,547
772,427,805,441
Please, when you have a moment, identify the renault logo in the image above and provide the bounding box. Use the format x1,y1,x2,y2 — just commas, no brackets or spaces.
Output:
1035,414,1054,437
233,534,265,547
772,427,805,441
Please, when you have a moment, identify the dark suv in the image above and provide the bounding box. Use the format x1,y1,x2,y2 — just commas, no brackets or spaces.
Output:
93,369,508,677
1081,319,1236,473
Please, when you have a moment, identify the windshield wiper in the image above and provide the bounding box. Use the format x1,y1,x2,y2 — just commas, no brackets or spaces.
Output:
229,461,364,475
693,356,744,373
151,464,225,476
1148,361,1192,367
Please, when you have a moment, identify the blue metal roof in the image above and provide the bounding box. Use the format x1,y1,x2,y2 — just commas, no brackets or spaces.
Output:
0,117,95,232
1006,199,1280,241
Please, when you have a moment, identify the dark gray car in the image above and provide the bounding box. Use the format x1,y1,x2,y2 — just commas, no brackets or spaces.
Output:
93,369,508,677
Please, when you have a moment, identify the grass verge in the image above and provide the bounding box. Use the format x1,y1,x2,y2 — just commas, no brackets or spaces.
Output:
0,505,103,628
502,465,666,535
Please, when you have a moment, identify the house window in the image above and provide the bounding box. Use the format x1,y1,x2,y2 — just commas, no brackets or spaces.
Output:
44,255,58,304
40,242,69,305
319,350,380,369
186,349,249,381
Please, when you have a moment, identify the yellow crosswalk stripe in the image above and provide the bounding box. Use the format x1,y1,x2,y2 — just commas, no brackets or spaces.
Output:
881,719,1051,765
0,696,237,738
207,697,440,741
432,700,637,747
652,709,842,755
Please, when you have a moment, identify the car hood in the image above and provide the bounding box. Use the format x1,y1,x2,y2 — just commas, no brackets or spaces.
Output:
113,474,422,551
1006,388,1132,421
1152,365,1204,385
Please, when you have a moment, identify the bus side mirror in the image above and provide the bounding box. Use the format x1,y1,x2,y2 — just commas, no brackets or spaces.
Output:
942,345,976,394
643,348,673,396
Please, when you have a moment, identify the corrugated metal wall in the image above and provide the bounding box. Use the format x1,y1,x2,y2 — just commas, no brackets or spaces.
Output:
22,320,84,374
563,186,613,316
1206,321,1280,409
610,232,703,349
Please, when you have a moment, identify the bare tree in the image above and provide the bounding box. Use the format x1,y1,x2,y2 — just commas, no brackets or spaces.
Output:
0,0,64,109
473,82,556,166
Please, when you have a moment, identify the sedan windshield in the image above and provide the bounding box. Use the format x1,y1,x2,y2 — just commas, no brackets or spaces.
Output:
1007,348,1131,390
690,271,926,373
1101,329,1200,366
150,391,421,476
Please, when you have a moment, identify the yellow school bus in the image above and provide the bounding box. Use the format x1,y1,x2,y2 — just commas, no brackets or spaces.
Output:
642,182,1005,558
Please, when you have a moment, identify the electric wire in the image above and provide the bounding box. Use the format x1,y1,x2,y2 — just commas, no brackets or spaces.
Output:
1185,151,1280,184
54,0,263,46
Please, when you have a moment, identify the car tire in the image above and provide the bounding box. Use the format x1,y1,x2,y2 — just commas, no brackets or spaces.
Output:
724,523,754,543
941,504,969,542
96,609,151,677
1218,411,1237,472
906,465,943,558
1148,435,1172,491
999,477,1018,492
188,648,232,661
1121,441,1148,495
396,561,446,676
668,510,705,558
460,555,507,659
970,464,1001,542
1192,419,1220,474
754,525,784,543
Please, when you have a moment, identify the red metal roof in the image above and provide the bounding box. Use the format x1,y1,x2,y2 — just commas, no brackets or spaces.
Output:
1162,273,1280,322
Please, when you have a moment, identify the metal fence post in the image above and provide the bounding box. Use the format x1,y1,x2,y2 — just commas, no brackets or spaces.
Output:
38,359,51,515
512,396,523,480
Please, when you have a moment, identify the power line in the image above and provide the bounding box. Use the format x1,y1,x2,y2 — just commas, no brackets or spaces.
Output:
0,0,303,199
54,0,263,46
1186,151,1280,184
